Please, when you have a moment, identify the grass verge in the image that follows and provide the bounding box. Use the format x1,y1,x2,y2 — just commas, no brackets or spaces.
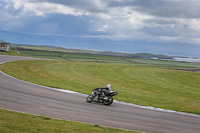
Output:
0,108,137,133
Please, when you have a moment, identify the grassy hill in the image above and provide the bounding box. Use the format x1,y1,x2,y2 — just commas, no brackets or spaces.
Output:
13,48,200,72
1,44,200,114
10,43,174,59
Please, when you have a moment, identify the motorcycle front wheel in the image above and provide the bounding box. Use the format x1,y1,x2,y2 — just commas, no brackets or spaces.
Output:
103,97,113,105
86,95,93,103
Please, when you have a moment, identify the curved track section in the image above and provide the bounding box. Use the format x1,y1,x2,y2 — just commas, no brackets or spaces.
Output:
0,55,200,133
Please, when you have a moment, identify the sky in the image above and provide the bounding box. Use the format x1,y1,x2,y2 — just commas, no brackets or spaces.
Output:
0,0,200,57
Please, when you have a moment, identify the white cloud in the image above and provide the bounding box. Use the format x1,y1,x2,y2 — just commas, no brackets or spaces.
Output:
13,1,22,10
2,0,200,44
96,24,109,32
11,1,89,16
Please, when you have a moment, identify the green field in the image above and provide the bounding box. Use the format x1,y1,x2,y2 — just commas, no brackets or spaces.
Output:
0,58,200,114
1,49,200,113
0,48,200,132
0,109,136,133
18,49,200,71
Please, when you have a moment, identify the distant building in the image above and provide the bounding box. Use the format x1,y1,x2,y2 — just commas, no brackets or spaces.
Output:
0,39,10,52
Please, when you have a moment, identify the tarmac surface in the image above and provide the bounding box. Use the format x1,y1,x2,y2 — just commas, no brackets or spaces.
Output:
0,55,200,133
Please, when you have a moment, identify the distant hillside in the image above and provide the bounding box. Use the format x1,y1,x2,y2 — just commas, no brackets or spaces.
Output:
10,44,174,60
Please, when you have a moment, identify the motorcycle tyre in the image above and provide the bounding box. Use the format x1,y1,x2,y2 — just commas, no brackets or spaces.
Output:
86,95,93,103
103,97,113,105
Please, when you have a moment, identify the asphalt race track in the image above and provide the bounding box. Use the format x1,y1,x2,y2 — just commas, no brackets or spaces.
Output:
0,55,200,133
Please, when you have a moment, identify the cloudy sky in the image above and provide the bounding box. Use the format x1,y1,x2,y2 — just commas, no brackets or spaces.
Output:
0,0,200,57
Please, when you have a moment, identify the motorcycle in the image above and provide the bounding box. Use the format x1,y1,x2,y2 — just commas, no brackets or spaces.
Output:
86,89,118,105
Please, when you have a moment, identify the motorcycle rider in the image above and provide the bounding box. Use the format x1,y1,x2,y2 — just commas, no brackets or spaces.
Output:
92,84,112,100
102,84,112,96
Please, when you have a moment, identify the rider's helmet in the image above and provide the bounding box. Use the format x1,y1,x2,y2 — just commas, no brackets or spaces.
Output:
106,84,111,88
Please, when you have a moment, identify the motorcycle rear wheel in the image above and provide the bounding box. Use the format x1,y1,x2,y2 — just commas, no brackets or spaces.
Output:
103,97,113,105
86,95,93,103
